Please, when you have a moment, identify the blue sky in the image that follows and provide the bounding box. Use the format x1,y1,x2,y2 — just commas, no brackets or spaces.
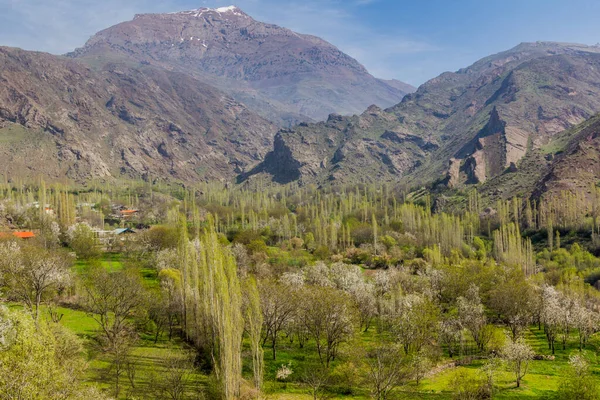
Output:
1,0,599,86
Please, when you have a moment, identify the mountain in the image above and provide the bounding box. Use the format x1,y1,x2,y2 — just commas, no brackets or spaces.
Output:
246,42,600,186
0,46,275,183
70,6,413,125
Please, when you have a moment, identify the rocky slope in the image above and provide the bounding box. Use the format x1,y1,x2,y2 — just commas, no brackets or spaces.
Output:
0,46,275,183
533,114,600,199
70,6,413,125
241,105,438,184
460,112,600,208
246,42,600,186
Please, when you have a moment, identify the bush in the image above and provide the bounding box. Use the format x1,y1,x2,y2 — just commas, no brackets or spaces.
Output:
449,369,491,400
314,245,331,260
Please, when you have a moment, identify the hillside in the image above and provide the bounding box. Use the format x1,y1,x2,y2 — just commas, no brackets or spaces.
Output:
0,46,275,183
246,42,600,187
70,6,413,125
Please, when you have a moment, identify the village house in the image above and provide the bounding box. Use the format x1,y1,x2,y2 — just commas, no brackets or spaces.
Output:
0,231,36,239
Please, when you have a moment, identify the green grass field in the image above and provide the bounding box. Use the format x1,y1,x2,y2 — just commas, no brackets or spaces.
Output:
47,253,600,399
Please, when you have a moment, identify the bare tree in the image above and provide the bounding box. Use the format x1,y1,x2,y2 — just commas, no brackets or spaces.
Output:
259,280,297,360
153,352,197,400
81,266,145,397
0,242,72,321
363,345,409,400
302,287,356,367
106,329,136,398
81,266,145,347
302,366,331,400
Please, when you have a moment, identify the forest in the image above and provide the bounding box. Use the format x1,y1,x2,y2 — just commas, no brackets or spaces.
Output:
2,178,600,399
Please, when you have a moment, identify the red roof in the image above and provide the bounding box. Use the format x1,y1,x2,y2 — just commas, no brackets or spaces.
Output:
13,231,35,239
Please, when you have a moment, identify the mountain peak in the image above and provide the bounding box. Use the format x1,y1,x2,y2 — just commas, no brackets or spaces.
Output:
168,5,248,18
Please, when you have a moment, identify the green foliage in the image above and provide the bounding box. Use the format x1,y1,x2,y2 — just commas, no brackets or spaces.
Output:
68,222,101,259
556,353,599,400
0,306,107,399
448,368,491,400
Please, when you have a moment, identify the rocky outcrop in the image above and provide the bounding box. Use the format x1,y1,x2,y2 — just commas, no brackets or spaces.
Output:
242,108,434,185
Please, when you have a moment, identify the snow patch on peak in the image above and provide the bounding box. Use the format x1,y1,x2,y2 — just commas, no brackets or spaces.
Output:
215,5,238,13
171,5,246,18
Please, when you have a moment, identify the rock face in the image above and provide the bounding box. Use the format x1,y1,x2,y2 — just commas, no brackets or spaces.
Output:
70,6,413,126
0,46,275,182
241,105,438,185
533,115,600,199
248,42,600,186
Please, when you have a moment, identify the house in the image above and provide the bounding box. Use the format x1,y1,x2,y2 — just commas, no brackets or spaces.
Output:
0,231,36,239
114,228,136,235
14,231,36,239
120,209,139,218
92,228,136,245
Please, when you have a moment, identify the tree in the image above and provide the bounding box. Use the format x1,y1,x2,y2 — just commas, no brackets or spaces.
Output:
82,266,145,348
363,345,409,400
81,266,145,397
410,352,432,386
158,268,183,341
557,354,599,400
457,285,490,352
0,306,108,399
449,369,490,400
541,286,562,354
389,293,439,355
0,242,72,321
152,352,197,400
501,337,534,388
259,280,297,360
302,366,331,400
488,273,533,341
302,287,356,367
67,222,101,259
572,303,597,351
184,220,244,400
244,277,264,390
439,316,462,358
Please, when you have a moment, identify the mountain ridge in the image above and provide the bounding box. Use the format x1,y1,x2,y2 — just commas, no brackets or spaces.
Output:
246,41,600,189
69,5,414,125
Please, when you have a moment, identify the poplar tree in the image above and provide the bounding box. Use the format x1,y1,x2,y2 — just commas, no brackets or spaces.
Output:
244,277,264,391
194,218,244,400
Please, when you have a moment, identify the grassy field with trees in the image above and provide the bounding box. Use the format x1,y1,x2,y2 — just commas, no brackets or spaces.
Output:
2,179,600,399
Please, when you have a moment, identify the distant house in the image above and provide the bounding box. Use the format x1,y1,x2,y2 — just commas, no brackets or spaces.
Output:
114,228,136,235
120,209,139,219
14,231,36,239
92,228,136,245
0,231,36,239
